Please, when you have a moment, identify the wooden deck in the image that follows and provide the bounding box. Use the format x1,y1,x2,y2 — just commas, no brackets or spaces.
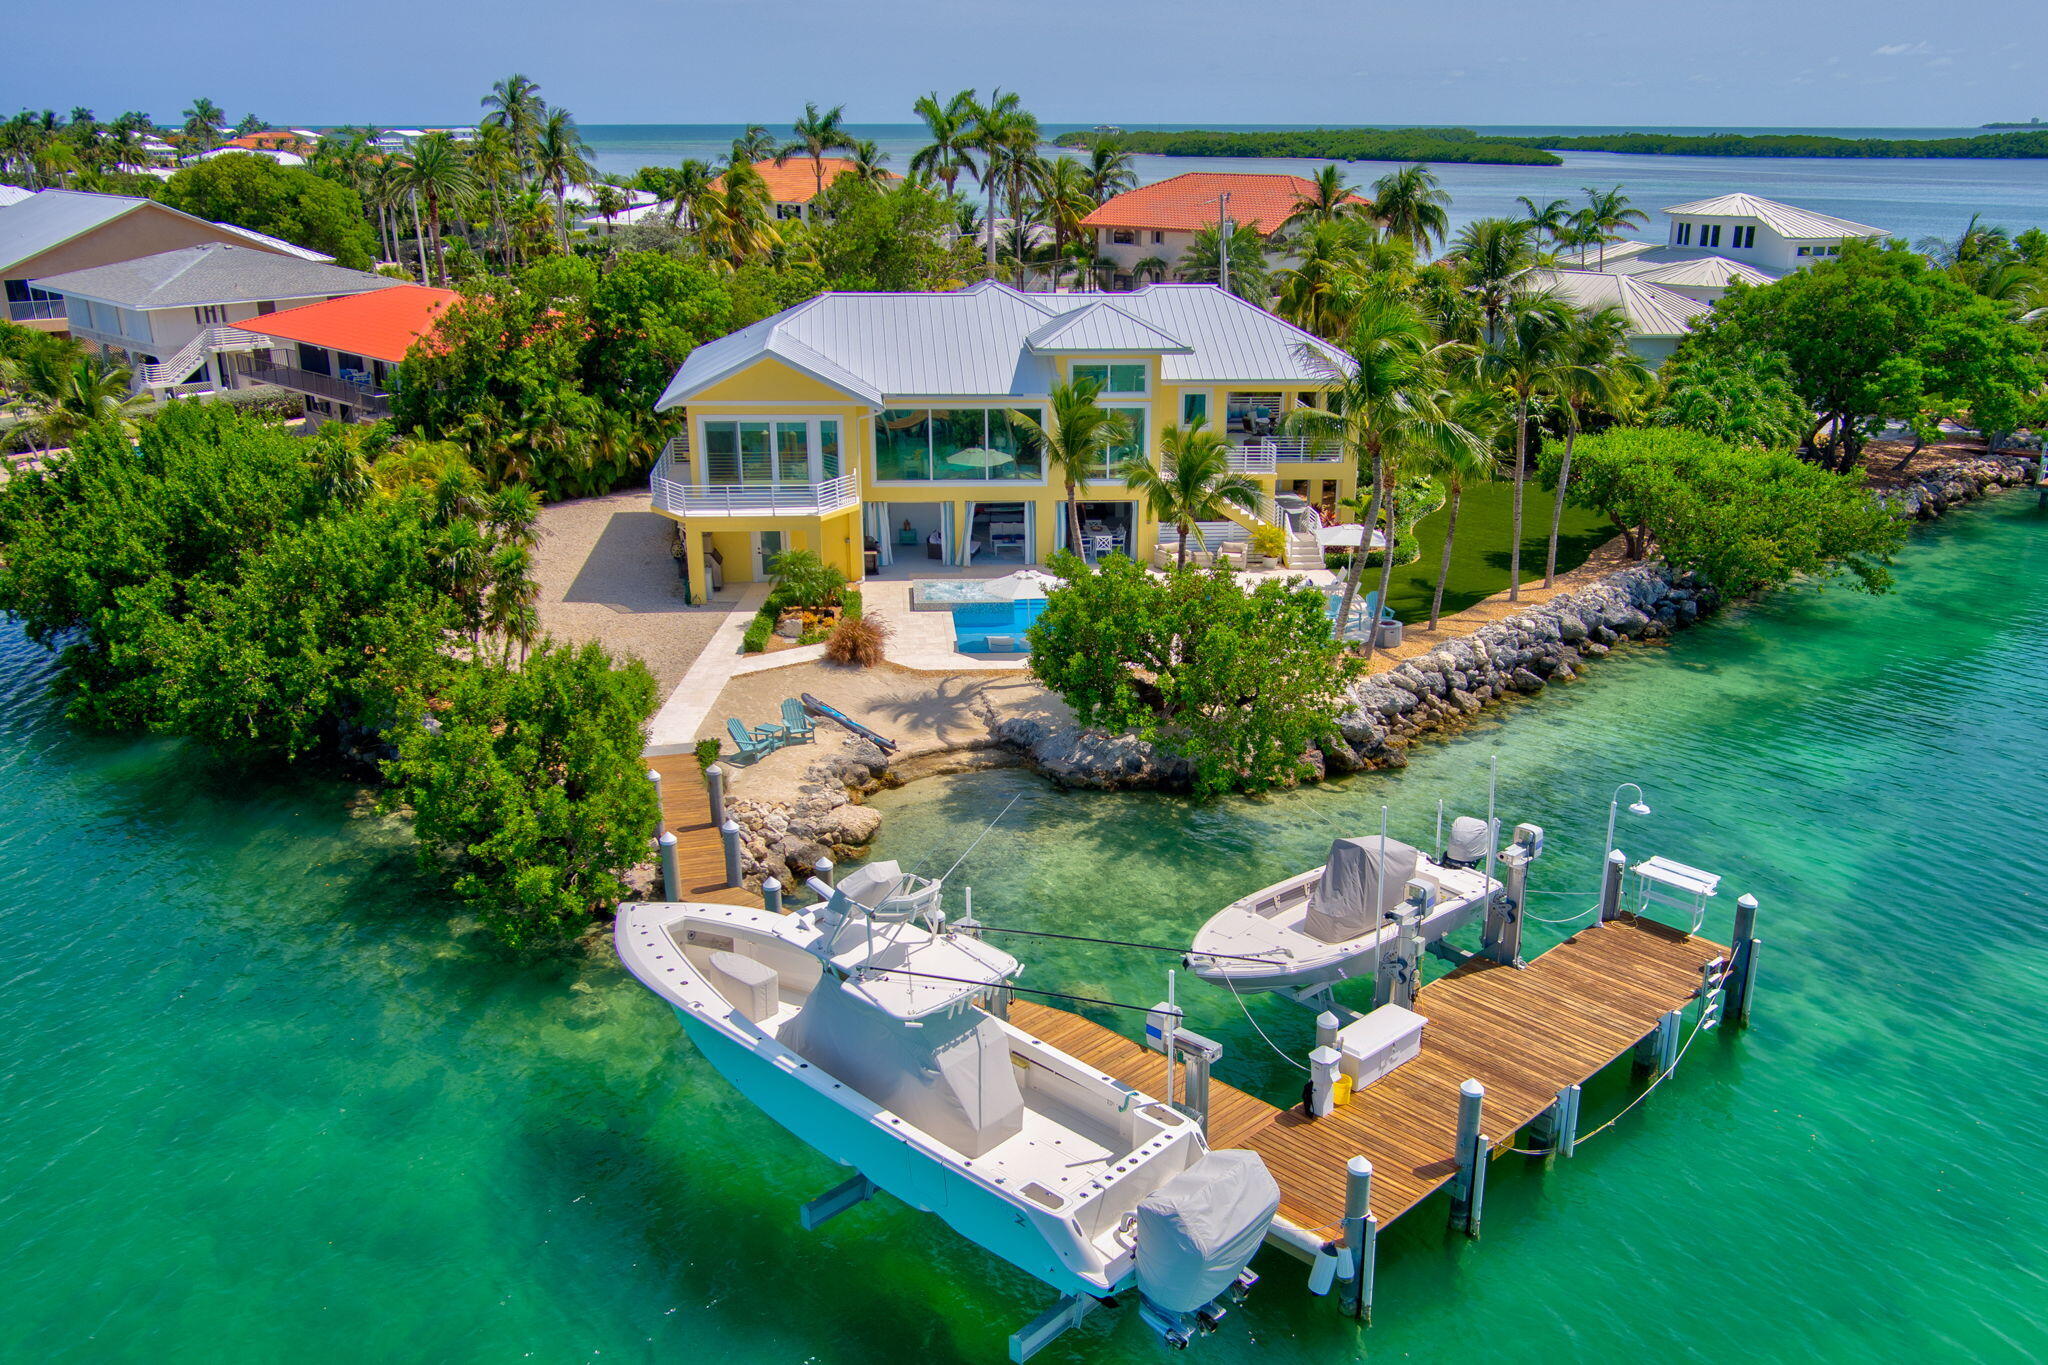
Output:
1013,916,1724,1244
647,754,759,907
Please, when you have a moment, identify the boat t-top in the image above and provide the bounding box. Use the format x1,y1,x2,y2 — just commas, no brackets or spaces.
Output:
1187,817,1504,998
616,860,1283,1353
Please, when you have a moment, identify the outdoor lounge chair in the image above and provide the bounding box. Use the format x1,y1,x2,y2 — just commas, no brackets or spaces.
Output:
725,715,786,762
779,697,815,741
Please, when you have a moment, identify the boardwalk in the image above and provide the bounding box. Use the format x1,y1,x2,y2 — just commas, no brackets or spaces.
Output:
647,754,758,907
1013,915,1723,1242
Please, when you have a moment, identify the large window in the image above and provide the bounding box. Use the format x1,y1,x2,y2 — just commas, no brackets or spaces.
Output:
700,416,841,485
1675,222,1693,246
872,408,1044,481
1073,363,1146,394
1182,392,1208,427
1095,406,1146,476
1700,224,1722,248
7,280,65,323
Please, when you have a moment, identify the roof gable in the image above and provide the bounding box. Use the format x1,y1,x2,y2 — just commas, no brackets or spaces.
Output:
1025,301,1192,354
1531,270,1708,338
0,189,148,274
1658,193,1887,239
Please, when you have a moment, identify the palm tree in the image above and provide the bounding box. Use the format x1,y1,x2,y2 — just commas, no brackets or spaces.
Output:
1423,383,1506,630
480,74,544,181
847,139,892,187
1287,165,1359,229
909,90,978,195
1368,164,1451,253
1275,221,1409,338
1288,294,1451,636
1176,223,1272,304
1452,217,1538,343
402,132,474,286
699,161,779,265
971,90,1040,282
591,181,630,230
1031,156,1097,289
533,107,591,252
1084,139,1137,201
1122,419,1262,566
730,124,776,164
1543,306,1646,586
1012,380,1132,554
471,122,521,266
180,97,226,152
1476,290,1574,602
1578,185,1647,268
19,350,148,451
778,102,857,200
1516,196,1575,252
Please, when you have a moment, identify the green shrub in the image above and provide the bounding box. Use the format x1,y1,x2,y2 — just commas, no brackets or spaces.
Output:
840,588,863,620
1249,524,1287,560
694,737,722,769
741,611,774,654
767,548,848,608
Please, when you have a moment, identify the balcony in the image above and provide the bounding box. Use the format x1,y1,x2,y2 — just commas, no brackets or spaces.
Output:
249,362,391,416
650,441,858,518
1230,437,1342,467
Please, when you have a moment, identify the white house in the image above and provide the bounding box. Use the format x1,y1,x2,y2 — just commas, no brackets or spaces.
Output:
1528,269,1710,366
1564,193,1890,301
30,244,400,392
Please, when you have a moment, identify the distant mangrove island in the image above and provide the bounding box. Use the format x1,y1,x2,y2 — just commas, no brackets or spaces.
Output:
1499,130,2048,159
1050,128,1561,166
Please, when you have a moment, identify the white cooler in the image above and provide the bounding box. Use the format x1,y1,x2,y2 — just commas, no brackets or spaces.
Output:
1336,1004,1426,1088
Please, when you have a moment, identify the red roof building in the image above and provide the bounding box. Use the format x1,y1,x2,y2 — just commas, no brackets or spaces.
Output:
239,284,458,422
714,158,901,220
1080,173,1370,290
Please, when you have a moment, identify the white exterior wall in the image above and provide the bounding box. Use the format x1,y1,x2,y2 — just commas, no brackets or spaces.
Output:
1666,214,1849,273
1093,227,1193,277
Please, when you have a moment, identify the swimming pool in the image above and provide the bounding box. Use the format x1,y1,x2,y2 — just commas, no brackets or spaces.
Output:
951,598,1045,652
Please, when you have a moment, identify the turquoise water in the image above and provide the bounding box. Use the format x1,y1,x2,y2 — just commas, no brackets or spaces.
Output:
580,123,2048,245
3,494,2046,1361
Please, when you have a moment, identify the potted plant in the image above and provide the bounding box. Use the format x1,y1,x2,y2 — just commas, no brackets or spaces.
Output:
1249,524,1287,570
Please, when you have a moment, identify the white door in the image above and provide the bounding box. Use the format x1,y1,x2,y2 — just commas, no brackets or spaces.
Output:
755,530,786,580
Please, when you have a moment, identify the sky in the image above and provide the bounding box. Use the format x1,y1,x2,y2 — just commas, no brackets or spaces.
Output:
9,0,2046,129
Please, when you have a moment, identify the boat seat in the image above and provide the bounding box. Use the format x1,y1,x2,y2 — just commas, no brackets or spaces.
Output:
708,950,779,1023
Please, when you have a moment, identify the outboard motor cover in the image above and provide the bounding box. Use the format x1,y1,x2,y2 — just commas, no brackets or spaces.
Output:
1445,816,1492,868
1134,1150,1282,1314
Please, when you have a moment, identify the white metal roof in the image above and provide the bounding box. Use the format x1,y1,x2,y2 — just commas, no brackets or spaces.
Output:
655,281,1351,410
1627,255,1779,289
1659,193,1888,240
1528,269,1709,338
0,185,34,210
1024,300,1193,354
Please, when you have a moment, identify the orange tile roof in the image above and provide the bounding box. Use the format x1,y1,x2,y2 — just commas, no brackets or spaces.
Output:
226,131,308,151
245,284,458,363
1081,172,1369,237
716,157,900,205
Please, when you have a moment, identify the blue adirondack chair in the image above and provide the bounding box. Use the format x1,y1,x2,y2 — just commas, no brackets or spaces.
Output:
725,716,784,762
779,697,815,742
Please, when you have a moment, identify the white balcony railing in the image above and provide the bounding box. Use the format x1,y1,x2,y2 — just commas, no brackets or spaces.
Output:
651,441,858,518
1231,437,1344,465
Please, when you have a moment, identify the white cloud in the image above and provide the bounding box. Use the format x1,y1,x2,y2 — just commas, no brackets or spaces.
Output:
1872,41,1932,56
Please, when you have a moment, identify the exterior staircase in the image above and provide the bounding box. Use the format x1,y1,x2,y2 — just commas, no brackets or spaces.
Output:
134,325,262,391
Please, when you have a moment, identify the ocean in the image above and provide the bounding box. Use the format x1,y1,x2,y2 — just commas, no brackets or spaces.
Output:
579,123,2048,247
3,487,2045,1360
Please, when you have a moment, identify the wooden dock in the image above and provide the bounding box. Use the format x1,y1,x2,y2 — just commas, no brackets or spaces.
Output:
1014,915,1724,1241
647,754,759,907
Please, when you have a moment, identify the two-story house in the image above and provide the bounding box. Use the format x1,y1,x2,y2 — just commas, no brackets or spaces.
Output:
30,244,401,393
650,281,1360,602
1564,192,1889,297
1080,173,1365,289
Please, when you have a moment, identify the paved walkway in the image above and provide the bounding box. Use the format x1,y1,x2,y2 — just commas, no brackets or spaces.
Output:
645,584,832,751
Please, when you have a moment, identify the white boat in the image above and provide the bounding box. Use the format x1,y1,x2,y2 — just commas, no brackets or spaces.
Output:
1187,821,1500,995
616,861,1282,1352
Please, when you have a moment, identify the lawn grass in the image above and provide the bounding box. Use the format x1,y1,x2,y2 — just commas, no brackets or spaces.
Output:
1373,481,1612,622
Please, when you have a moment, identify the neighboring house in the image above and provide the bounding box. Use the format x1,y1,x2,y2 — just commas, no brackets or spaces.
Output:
715,157,900,223
1562,192,1889,300
223,131,314,155
1081,172,1368,288
194,146,308,168
0,188,331,332
574,189,667,235
650,280,1360,601
0,185,34,210
29,244,400,393
234,283,458,421
1528,269,1710,366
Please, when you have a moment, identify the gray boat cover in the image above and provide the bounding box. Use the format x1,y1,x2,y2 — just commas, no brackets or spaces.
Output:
1135,1150,1282,1313
837,860,907,909
779,974,1024,1157
1302,836,1421,944
1446,816,1491,866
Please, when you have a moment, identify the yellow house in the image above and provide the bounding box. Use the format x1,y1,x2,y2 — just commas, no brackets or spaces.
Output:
650,281,1361,602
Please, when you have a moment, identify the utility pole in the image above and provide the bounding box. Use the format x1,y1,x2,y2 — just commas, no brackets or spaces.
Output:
1217,191,1232,296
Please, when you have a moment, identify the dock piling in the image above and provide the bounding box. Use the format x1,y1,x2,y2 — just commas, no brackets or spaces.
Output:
1309,1046,1342,1118
1728,893,1762,1027
763,877,783,916
1598,848,1627,922
815,855,836,887
1316,1011,1340,1053
1450,1079,1486,1236
1484,843,1530,965
1559,1084,1581,1157
1376,908,1423,1009
1341,1156,1377,1322
705,763,728,827
646,767,664,835
720,819,743,888
657,830,679,900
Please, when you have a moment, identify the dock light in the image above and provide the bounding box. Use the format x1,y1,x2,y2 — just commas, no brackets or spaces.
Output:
1603,783,1652,868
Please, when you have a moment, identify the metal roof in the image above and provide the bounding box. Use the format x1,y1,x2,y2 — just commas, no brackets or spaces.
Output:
29,244,399,310
1024,300,1193,354
1528,270,1709,338
1627,255,1779,289
0,185,33,209
655,281,1352,411
1658,193,1887,240
0,188,332,274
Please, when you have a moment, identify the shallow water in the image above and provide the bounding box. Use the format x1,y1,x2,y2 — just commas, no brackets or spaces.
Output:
3,494,2046,1362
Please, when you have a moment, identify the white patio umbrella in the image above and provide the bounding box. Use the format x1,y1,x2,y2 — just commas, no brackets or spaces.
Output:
944,446,1015,472
987,568,1063,600
1318,524,1389,551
